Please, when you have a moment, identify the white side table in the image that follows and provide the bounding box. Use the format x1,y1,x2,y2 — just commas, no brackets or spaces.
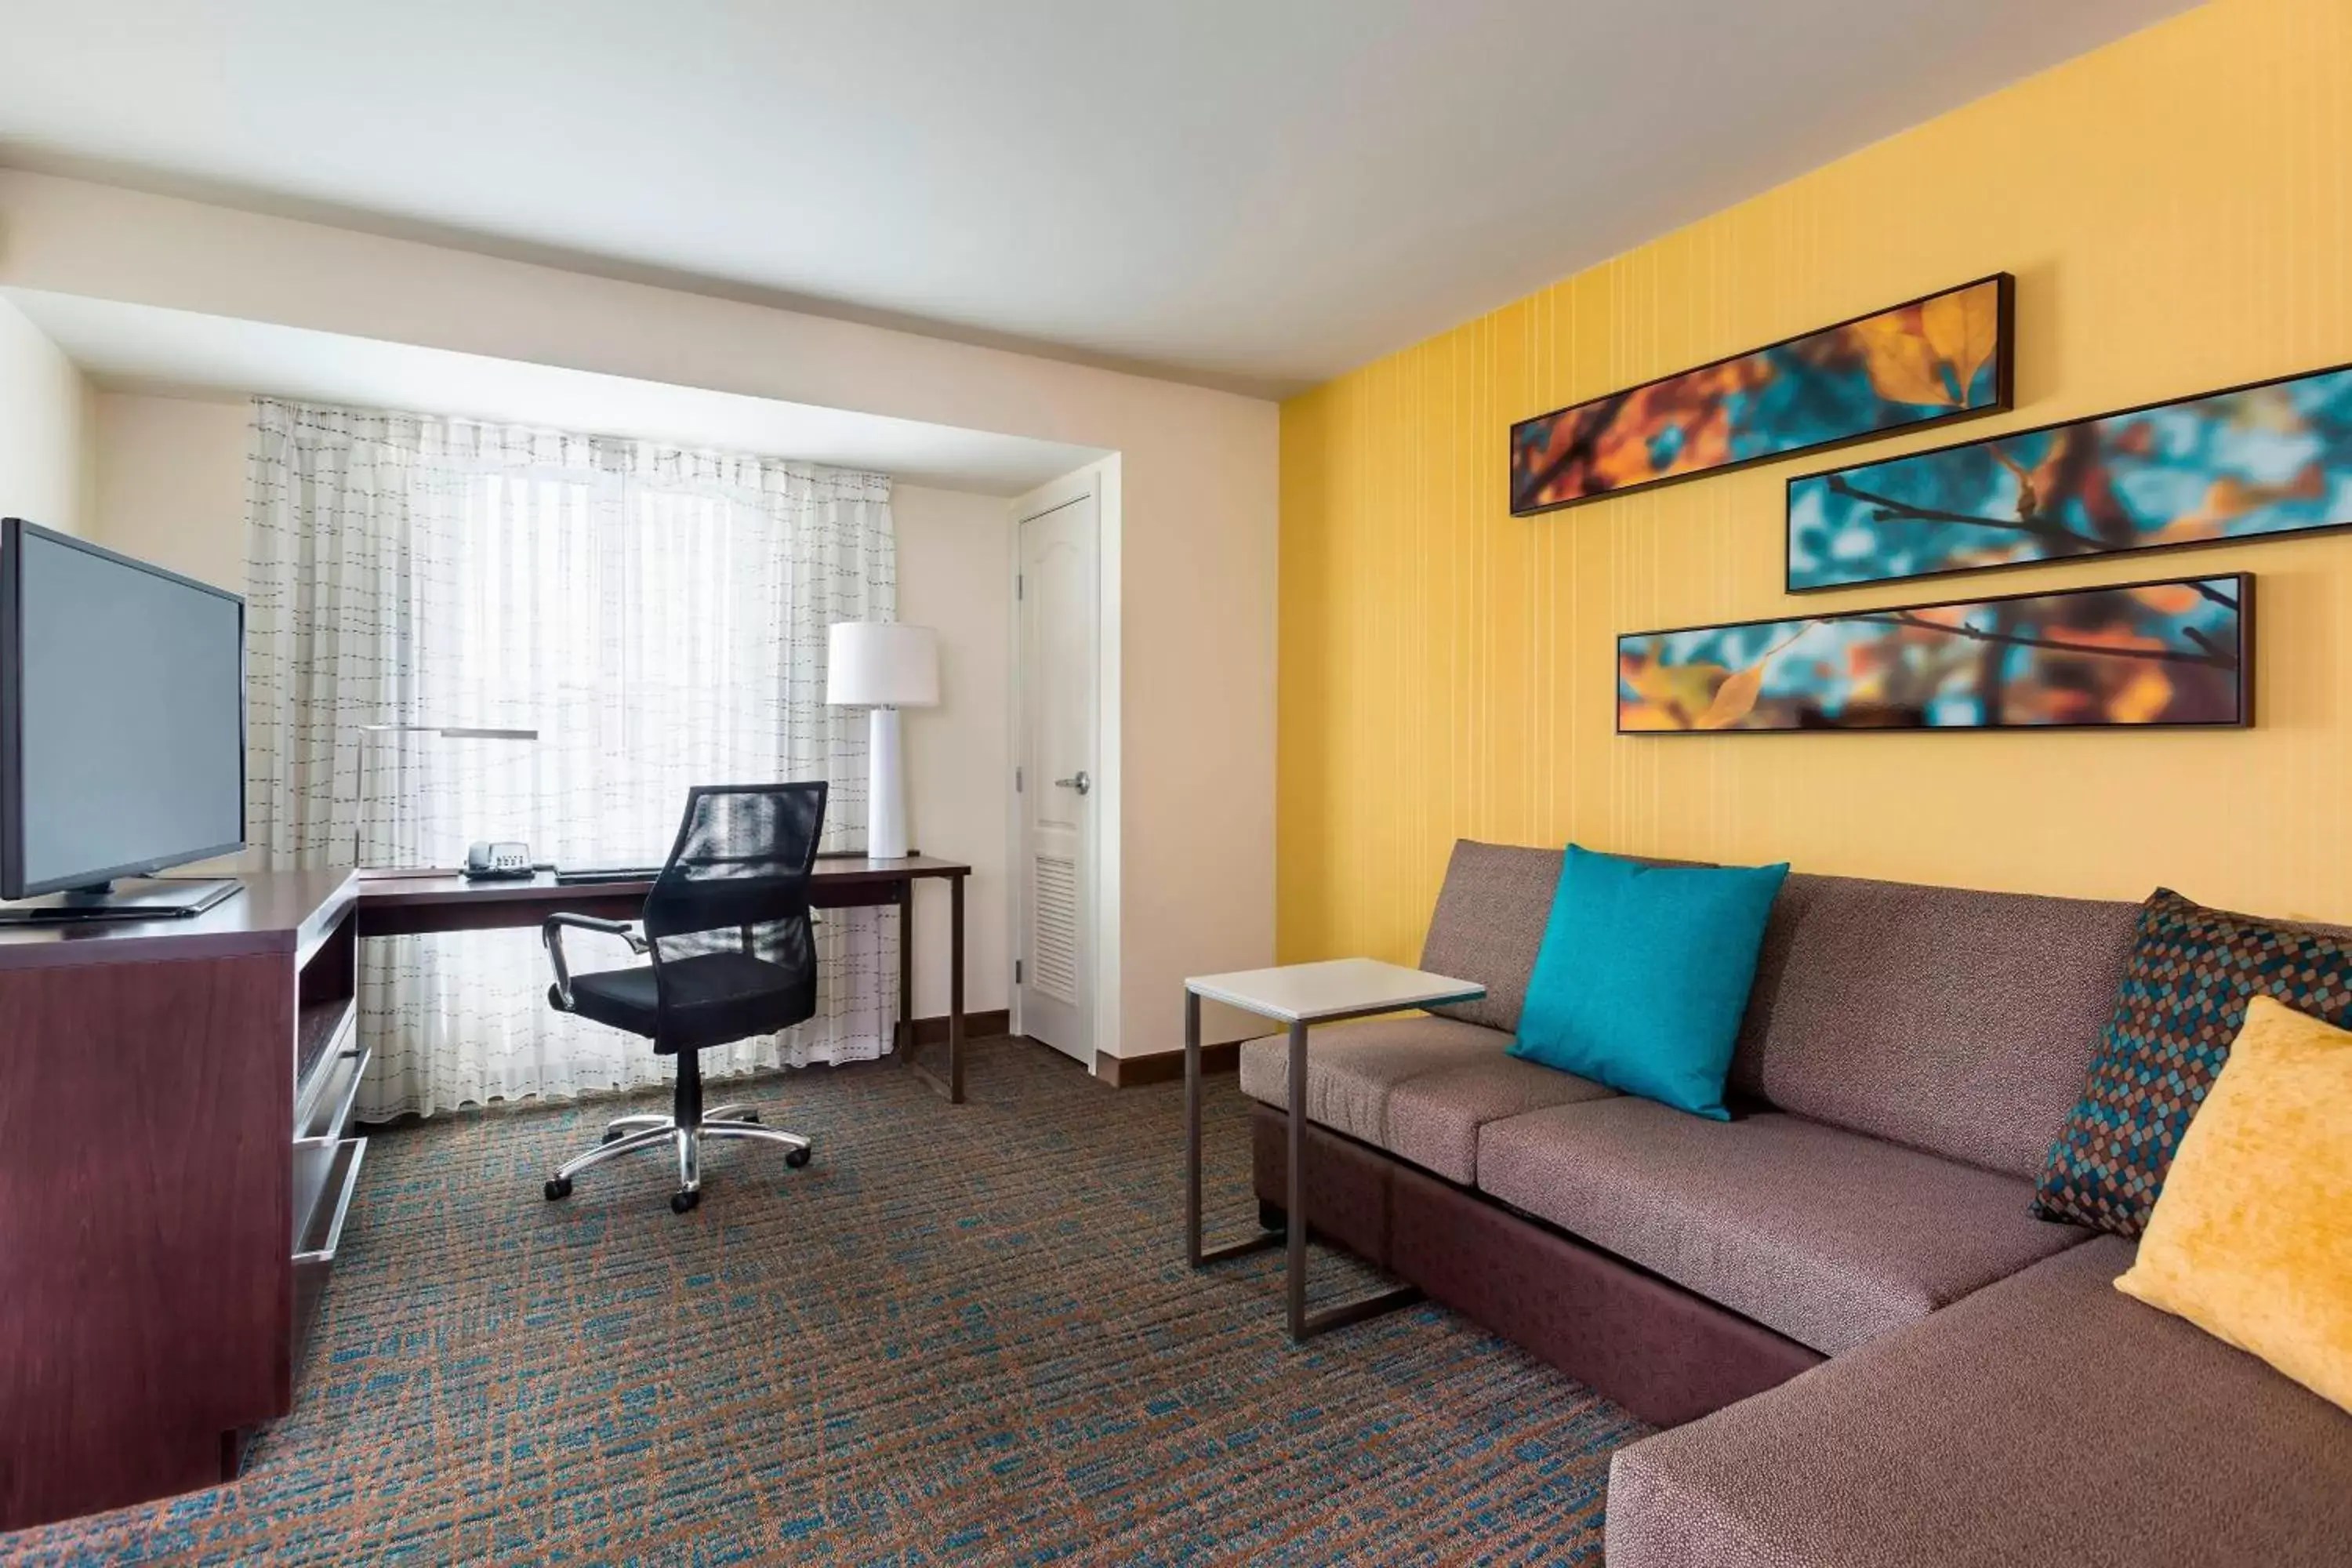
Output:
1183,958,1486,1342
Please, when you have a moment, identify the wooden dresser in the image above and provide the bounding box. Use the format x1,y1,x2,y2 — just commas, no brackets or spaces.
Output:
0,870,365,1530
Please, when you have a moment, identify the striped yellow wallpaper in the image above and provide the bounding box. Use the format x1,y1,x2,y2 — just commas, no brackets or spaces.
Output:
1278,0,2352,966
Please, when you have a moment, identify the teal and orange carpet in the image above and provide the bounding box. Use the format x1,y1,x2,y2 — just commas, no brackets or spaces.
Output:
5,1042,1639,1565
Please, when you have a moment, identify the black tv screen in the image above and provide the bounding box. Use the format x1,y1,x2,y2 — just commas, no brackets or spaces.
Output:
0,520,245,898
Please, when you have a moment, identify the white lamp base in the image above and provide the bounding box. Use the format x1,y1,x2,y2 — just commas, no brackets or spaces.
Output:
868,705,909,860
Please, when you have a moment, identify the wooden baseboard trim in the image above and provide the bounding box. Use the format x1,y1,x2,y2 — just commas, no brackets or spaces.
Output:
1094,1041,1241,1088
906,1008,1011,1045
897,1021,1247,1086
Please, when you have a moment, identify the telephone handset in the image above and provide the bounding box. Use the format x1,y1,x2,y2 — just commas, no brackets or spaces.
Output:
463,840,535,881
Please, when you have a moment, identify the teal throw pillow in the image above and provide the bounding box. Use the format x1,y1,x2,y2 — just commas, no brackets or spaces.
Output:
1509,845,1790,1119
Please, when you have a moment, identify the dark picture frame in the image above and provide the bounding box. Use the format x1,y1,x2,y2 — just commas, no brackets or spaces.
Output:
1617,572,2251,735
1785,360,2352,593
1511,273,2015,517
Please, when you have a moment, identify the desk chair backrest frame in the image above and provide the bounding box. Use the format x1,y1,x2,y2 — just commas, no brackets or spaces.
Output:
638,782,827,1053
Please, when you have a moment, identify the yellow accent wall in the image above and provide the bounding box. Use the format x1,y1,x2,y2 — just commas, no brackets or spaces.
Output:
1278,0,2352,965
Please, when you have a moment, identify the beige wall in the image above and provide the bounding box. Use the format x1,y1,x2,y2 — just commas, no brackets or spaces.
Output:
3,171,1279,1058
89,390,246,586
87,392,1018,1017
895,484,1013,1018
0,295,93,534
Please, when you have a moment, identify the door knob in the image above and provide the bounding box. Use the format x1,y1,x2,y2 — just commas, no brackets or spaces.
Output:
1054,771,1091,796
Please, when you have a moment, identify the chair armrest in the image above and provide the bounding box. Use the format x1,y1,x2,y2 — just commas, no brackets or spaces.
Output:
543,913,649,1011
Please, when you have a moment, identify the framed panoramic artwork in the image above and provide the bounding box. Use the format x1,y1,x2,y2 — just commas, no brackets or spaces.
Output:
1509,273,2013,517
1787,361,2352,592
1617,573,2249,735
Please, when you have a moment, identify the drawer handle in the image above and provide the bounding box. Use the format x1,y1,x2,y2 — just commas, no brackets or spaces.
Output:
296,1045,372,1147
293,1138,367,1266
294,1028,361,1131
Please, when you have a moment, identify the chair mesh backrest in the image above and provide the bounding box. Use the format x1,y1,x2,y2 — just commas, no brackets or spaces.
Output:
643,783,828,954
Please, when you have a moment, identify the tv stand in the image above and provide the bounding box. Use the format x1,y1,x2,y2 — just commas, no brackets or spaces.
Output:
0,870,361,1529
0,877,241,923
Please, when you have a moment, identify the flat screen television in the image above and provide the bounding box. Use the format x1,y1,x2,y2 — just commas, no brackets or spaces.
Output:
0,519,246,920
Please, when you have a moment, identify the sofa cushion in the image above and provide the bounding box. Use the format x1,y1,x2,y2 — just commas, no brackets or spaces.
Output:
1513,846,1788,1120
2036,887,2352,1237
1419,839,1703,1033
2114,995,2352,1415
1730,871,2141,1179
1475,1098,2089,1354
1605,1237,2352,1568
1237,1014,1613,1185
1417,840,1564,1033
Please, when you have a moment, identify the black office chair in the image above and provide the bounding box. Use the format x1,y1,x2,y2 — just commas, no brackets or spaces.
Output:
539,782,827,1213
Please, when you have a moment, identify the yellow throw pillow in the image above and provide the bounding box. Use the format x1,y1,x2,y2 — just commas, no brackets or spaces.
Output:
2114,995,2352,1414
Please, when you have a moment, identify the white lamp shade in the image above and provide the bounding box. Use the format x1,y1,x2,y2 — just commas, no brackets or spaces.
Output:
826,622,939,708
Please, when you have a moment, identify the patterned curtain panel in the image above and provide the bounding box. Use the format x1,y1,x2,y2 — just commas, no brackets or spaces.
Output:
245,399,899,1119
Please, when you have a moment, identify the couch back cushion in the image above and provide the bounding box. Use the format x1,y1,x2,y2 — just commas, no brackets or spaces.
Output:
1729,873,2142,1179
1418,840,1564,1033
1419,839,1701,1033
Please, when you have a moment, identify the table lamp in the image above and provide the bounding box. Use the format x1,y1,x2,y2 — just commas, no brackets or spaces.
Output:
826,622,938,861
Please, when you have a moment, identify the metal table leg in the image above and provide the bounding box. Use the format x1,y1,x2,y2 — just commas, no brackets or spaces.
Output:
1185,990,1418,1341
1185,989,1279,1269
1283,1014,1420,1342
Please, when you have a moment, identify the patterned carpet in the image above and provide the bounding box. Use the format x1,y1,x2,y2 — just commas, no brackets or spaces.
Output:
5,1040,1642,1566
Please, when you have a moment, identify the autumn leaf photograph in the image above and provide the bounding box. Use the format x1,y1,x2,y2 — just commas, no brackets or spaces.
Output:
1618,575,2247,733
1788,363,2352,590
1510,274,2011,516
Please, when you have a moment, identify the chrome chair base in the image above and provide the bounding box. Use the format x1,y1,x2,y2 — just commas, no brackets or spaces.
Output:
543,1103,811,1212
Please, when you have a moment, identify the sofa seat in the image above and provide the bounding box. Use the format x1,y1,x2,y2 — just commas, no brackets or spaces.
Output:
1236,1015,1613,1185
1475,1098,2089,1354
1606,1237,2352,1568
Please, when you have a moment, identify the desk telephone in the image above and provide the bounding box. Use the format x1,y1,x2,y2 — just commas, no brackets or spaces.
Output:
463,841,536,882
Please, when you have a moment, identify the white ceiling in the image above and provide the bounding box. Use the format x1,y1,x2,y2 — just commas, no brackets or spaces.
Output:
0,0,2191,396
5,289,1103,496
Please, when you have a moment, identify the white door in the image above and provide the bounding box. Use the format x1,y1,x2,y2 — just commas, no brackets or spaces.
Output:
1016,493,1097,1064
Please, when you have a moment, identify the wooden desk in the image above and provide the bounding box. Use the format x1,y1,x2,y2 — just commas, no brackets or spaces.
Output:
0,858,971,1530
354,854,975,1102
0,870,365,1530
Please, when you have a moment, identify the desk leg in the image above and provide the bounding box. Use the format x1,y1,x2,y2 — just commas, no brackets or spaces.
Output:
897,879,914,1055
947,872,965,1104
902,877,964,1106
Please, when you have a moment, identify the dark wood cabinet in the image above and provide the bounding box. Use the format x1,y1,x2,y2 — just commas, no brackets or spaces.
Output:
0,870,363,1530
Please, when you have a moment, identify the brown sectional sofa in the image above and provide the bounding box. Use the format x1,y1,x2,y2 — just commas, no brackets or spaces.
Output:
1241,840,2352,1566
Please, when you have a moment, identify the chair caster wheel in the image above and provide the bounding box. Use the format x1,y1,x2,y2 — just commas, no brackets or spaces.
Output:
786,1145,812,1169
671,1189,700,1214
544,1177,572,1200
600,1129,622,1145
742,1110,761,1123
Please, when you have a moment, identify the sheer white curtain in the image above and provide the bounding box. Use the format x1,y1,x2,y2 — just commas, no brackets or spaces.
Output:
245,399,898,1120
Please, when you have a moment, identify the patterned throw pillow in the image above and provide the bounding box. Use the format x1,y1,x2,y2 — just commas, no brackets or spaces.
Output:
2034,888,2352,1236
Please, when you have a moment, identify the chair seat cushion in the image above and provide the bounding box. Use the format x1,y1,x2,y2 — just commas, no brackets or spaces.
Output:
1475,1098,2089,1354
1606,1238,2352,1568
1237,1015,1615,1185
569,950,815,1053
